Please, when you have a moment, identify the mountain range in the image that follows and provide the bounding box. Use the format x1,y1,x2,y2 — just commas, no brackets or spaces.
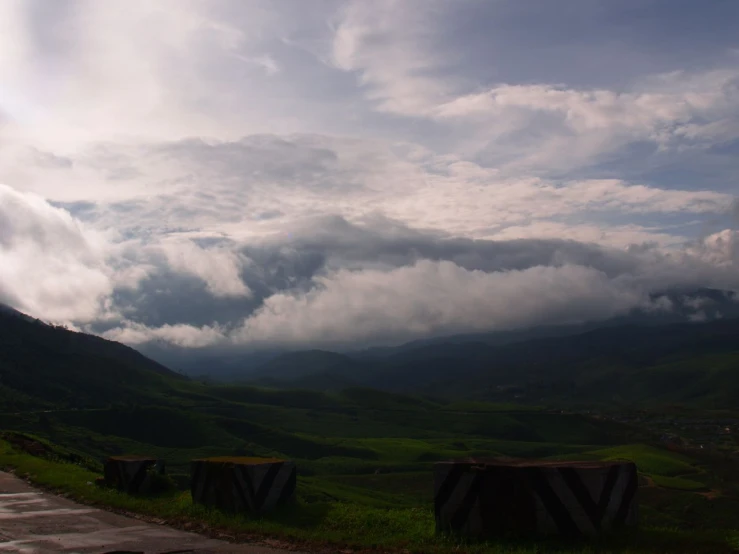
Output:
1,286,738,411
135,287,739,380
165,287,739,410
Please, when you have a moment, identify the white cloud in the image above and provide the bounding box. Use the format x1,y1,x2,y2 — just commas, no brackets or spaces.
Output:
231,261,648,349
0,184,114,322
5,137,731,248
103,321,227,348
157,238,251,298
1,1,738,354
0,0,323,153
433,70,738,128
330,1,739,172
6,176,736,350
235,54,281,76
430,70,739,171
332,0,453,116
486,221,685,249
685,229,739,268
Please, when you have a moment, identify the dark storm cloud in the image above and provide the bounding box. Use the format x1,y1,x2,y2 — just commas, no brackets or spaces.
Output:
257,214,641,277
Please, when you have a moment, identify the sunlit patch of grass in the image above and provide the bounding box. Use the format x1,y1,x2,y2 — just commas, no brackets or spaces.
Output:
649,474,706,491
588,444,698,477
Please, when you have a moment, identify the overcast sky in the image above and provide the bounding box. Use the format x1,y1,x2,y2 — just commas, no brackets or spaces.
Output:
1,0,738,351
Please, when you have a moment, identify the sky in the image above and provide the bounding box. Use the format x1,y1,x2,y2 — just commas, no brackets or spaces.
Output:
1,0,738,352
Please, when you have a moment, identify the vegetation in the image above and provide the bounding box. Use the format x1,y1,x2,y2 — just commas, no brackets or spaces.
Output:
3,434,739,553
248,318,739,411
2,306,739,552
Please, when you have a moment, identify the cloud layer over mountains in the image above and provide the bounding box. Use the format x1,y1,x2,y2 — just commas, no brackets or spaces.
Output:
2,180,737,351
0,0,738,351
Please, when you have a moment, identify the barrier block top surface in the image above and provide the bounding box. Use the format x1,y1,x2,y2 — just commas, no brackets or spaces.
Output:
436,457,633,469
108,455,158,462
193,456,286,465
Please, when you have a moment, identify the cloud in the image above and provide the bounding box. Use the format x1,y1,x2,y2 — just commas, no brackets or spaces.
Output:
1,1,738,356
3,179,737,351
0,184,254,327
104,321,228,348
235,54,280,76
5,136,732,247
331,1,739,174
685,229,739,268
156,238,251,298
231,261,650,349
432,71,739,172
0,184,114,322
228,225,739,350
1,121,737,348
0,0,347,152
331,0,454,116
90,215,739,350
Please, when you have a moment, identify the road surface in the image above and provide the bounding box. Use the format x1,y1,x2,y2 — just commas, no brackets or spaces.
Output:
0,471,303,553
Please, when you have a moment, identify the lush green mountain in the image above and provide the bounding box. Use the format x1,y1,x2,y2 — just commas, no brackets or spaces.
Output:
0,304,186,410
3,303,739,550
137,341,283,381
419,318,739,408
132,287,738,382
0,304,648,475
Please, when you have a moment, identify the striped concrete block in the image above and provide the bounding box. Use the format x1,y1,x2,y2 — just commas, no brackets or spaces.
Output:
434,458,638,539
103,455,165,494
190,456,296,514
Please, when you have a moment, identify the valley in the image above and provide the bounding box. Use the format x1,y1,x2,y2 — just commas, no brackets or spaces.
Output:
2,305,739,552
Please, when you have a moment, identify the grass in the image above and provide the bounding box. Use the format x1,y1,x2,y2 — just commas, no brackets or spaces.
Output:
0,390,645,480
441,401,544,413
588,445,698,477
2,436,739,553
649,474,706,491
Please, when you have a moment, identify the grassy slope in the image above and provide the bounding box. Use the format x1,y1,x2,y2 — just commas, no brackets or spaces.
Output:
2,309,739,551
0,384,650,479
2,436,739,554
2,392,739,552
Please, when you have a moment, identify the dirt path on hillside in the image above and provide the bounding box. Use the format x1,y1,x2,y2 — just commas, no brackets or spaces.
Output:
0,471,304,553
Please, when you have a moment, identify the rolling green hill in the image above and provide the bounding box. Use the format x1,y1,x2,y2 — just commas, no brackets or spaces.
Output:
2,304,739,551
0,304,650,475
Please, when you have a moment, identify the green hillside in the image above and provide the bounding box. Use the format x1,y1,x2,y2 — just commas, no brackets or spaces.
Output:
0,309,186,409
2,305,739,551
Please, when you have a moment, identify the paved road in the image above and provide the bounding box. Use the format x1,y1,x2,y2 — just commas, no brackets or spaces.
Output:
0,472,302,553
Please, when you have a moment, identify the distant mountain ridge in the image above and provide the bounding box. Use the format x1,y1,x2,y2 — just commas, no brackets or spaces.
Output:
245,315,739,409
134,287,738,380
2,286,737,410
246,350,364,382
347,287,739,360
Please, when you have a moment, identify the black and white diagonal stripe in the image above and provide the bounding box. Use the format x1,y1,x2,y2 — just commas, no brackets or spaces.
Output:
434,460,638,538
528,463,638,536
233,461,296,513
191,458,296,514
